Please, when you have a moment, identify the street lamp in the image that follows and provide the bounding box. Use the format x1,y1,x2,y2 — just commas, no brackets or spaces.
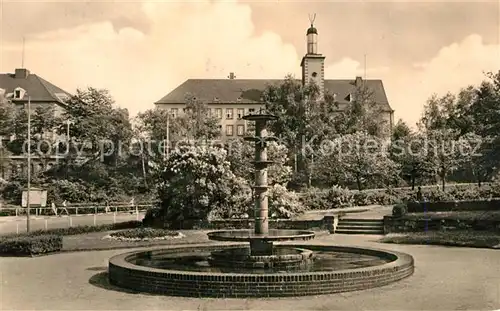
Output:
64,119,73,142
164,111,173,160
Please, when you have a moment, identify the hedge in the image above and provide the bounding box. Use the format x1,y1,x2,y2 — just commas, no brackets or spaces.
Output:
1,220,143,239
300,183,500,210
0,235,63,256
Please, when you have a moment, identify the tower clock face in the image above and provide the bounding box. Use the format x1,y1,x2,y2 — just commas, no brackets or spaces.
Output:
312,72,318,78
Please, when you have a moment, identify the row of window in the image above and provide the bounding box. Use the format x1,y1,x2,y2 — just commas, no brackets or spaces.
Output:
168,107,256,119
223,124,246,136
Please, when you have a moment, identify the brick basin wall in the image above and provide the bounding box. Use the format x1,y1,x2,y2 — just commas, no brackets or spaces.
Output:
108,244,414,298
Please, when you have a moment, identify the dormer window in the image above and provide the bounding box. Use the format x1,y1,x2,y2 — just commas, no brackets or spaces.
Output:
346,93,353,102
236,97,242,102
13,87,26,99
213,97,219,102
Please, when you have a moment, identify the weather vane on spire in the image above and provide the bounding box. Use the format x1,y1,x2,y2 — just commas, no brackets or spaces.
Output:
308,13,316,26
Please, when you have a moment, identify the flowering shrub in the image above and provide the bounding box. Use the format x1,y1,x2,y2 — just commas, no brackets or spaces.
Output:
268,184,305,218
156,146,247,228
326,185,354,208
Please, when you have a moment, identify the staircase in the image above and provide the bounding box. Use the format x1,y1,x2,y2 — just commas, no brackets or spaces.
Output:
335,218,385,235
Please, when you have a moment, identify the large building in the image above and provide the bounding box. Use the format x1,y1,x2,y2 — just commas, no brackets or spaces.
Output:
0,68,72,180
155,22,394,139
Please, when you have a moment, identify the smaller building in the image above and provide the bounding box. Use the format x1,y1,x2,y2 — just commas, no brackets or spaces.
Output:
0,68,72,180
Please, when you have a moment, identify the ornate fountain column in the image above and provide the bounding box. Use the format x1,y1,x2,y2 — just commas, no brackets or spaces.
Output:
242,110,277,256
254,119,270,235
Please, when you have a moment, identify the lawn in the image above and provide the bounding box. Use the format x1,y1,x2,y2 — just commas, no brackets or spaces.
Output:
381,230,500,249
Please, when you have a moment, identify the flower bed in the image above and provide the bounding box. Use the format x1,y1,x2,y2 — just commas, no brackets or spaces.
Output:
104,228,184,241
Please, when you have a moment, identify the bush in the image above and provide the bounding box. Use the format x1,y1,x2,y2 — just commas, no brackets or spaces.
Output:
268,184,306,218
1,220,143,239
300,188,330,210
0,235,63,256
392,203,408,218
326,186,354,208
109,228,179,239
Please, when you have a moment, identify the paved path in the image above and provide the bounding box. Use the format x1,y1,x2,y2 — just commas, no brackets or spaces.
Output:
1,234,499,310
0,213,145,235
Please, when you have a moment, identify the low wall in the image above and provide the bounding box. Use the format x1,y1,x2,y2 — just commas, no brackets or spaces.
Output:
407,199,500,213
384,216,500,234
152,216,336,233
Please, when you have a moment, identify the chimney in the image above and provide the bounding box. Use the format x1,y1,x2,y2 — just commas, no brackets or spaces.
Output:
15,68,30,79
355,76,362,87
228,72,236,80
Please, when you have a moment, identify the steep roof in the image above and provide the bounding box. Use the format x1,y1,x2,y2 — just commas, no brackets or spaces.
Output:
155,78,392,111
0,69,71,105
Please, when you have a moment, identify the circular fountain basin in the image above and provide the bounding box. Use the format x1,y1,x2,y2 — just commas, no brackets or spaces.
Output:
108,244,414,298
207,229,316,242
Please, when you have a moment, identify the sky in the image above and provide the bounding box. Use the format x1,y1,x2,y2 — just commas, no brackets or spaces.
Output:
1,0,499,128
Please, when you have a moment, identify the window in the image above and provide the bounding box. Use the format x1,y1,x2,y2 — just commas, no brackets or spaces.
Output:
226,108,233,119
14,90,21,99
215,108,222,119
207,108,212,117
237,108,244,119
249,108,255,114
237,125,245,136
226,125,234,136
170,108,178,118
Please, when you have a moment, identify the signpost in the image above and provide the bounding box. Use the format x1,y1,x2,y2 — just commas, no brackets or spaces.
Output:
22,188,47,226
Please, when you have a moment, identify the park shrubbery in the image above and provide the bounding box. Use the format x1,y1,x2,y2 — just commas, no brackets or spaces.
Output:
109,228,179,240
0,235,63,256
1,220,143,239
300,182,500,210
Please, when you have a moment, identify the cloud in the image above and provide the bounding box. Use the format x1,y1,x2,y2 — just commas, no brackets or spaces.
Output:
325,57,390,78
385,34,500,128
1,0,299,116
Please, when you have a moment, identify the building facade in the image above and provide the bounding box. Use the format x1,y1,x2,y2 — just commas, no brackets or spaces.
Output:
154,22,395,139
0,68,72,180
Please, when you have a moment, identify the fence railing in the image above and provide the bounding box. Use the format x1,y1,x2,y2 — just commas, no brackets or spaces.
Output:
0,204,153,217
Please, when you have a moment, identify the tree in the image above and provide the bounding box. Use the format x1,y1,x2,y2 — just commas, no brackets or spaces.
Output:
313,132,399,190
426,128,467,191
335,84,390,137
390,131,435,190
262,75,339,186
226,138,292,186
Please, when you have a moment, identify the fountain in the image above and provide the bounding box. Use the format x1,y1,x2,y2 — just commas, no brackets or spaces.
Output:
108,110,414,298
206,109,316,270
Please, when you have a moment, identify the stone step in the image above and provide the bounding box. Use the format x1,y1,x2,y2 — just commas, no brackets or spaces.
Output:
335,228,384,235
336,224,383,230
337,221,384,227
339,218,384,223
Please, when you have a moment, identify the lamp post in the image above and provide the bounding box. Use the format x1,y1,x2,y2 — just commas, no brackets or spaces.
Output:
64,120,73,142
26,95,31,232
164,112,173,160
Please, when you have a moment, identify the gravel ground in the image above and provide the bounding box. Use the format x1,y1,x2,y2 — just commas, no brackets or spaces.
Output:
1,233,499,310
